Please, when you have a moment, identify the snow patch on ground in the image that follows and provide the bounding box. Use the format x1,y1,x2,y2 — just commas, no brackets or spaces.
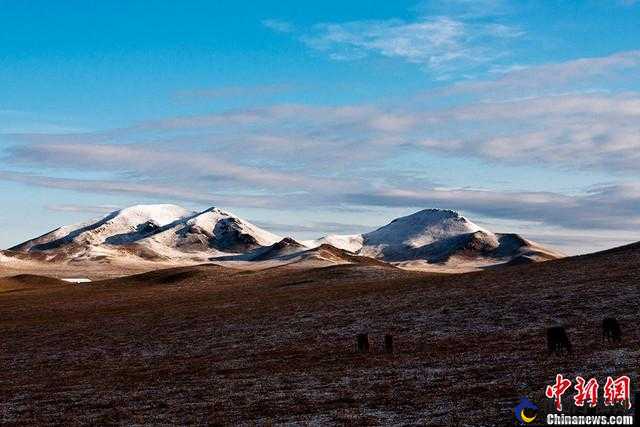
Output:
61,278,92,284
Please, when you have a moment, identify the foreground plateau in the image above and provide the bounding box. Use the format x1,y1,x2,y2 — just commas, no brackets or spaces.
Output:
1,241,638,424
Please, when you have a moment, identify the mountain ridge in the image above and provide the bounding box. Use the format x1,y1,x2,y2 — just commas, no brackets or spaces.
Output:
5,204,564,270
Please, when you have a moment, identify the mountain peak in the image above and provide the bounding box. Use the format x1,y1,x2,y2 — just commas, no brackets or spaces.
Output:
112,204,192,224
200,206,224,214
396,208,466,222
416,208,461,215
364,208,486,249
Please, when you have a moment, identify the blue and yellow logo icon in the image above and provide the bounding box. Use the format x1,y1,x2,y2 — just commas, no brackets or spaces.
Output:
515,397,538,424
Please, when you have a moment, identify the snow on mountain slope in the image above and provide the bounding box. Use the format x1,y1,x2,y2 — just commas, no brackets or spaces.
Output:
8,205,563,270
11,205,281,262
301,234,364,253
12,204,191,252
307,209,563,266
136,207,281,256
359,209,487,259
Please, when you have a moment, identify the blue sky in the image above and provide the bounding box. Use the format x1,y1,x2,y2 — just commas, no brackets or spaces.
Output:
1,0,640,254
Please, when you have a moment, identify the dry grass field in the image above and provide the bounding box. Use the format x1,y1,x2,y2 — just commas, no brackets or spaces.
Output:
1,243,639,425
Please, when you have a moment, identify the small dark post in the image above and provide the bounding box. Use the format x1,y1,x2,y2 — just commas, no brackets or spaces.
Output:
356,333,370,353
384,334,394,354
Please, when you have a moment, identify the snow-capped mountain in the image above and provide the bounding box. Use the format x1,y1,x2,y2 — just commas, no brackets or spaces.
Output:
8,205,563,269
13,204,191,252
10,204,281,262
304,209,563,266
360,209,488,260
137,207,281,255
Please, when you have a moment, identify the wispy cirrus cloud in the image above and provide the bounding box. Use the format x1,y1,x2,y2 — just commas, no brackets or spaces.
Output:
0,171,285,208
438,49,640,100
8,91,640,177
6,143,342,191
264,3,523,78
415,92,640,172
121,92,640,173
300,17,522,75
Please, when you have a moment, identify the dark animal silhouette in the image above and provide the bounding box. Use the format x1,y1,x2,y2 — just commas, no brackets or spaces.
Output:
602,317,622,343
384,334,394,354
356,334,370,353
547,326,572,355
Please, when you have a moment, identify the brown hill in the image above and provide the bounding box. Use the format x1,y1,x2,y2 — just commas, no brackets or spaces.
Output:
0,274,65,288
249,237,308,261
293,244,394,267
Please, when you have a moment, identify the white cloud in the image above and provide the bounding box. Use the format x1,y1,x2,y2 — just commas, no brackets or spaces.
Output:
0,171,287,208
279,15,522,76
414,93,640,172
11,90,640,176
146,92,640,173
438,50,640,100
7,143,341,191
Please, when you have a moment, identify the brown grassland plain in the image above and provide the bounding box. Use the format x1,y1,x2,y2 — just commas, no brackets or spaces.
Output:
1,243,639,425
